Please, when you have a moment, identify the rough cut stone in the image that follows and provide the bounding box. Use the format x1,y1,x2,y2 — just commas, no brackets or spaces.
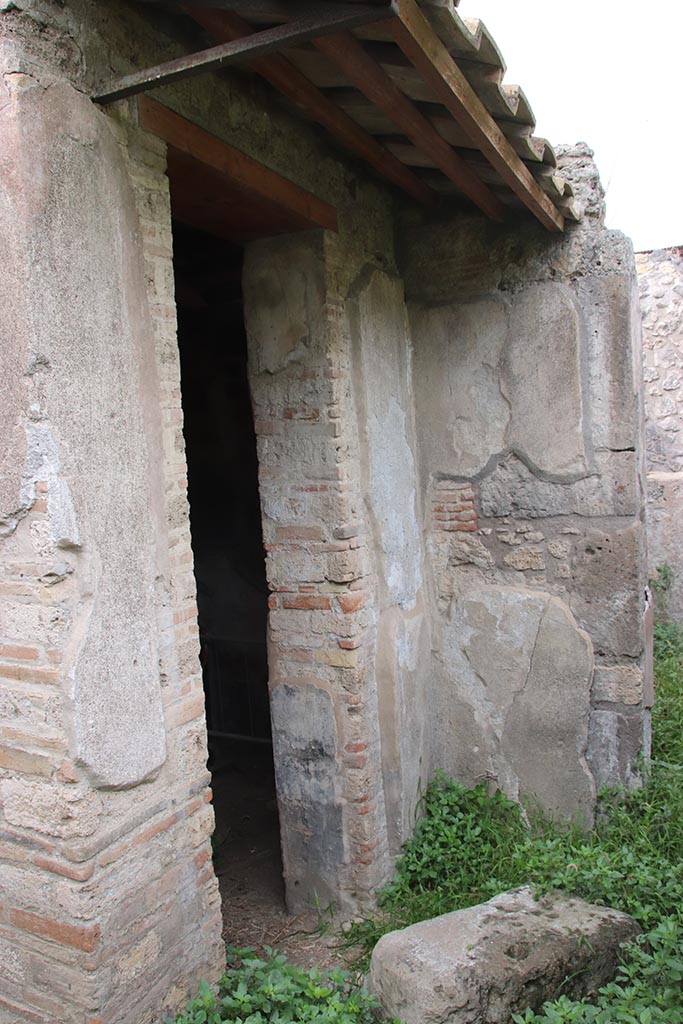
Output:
479,451,640,520
586,707,649,789
369,887,640,1024
592,664,644,705
503,546,545,571
646,472,683,622
569,524,646,660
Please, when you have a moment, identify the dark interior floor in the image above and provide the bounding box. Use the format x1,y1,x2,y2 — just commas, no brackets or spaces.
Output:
210,738,285,915
210,740,351,969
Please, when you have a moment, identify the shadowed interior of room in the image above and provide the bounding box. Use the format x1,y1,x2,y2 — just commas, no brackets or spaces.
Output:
174,221,285,929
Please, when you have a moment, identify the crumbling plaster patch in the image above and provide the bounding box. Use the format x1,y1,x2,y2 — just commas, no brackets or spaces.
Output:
435,586,595,821
243,235,326,376
637,246,683,622
1,80,168,789
348,267,431,853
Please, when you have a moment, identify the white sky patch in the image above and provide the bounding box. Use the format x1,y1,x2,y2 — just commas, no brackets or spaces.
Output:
457,0,682,252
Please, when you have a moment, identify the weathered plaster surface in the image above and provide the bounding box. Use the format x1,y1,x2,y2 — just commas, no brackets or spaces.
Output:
636,246,683,622
348,269,431,853
243,232,413,911
411,283,586,481
6,81,168,790
503,284,586,477
0,77,170,774
403,143,650,810
0,33,223,1022
435,587,595,819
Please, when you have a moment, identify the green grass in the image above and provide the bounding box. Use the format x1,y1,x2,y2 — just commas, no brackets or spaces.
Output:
345,621,683,1022
170,625,683,1023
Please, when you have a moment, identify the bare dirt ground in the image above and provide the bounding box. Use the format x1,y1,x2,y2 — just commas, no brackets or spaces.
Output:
210,741,359,973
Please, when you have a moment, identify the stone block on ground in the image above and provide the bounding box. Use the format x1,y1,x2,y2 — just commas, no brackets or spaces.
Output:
369,886,639,1024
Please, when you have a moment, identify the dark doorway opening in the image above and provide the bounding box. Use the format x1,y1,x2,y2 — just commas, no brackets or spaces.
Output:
173,221,286,930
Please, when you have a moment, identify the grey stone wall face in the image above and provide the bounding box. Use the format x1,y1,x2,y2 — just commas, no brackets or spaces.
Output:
636,247,683,622
400,144,651,816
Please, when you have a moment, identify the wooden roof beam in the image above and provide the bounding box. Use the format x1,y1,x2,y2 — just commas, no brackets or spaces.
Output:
186,7,436,206
92,3,393,103
137,95,338,232
312,29,505,220
388,0,564,232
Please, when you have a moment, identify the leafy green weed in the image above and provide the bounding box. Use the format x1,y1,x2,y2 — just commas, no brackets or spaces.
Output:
169,624,683,1024
346,623,683,1022
167,947,388,1024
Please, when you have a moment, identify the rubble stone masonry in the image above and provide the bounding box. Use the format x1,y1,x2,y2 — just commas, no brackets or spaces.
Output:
636,247,683,622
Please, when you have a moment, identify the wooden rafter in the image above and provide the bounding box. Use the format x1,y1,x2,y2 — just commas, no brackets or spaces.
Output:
92,3,393,103
137,95,338,232
111,0,568,230
312,29,505,221
186,7,435,206
388,0,565,232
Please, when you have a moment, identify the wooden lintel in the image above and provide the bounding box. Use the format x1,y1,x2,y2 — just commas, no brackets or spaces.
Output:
137,95,338,232
187,7,435,207
312,29,505,221
93,3,393,103
388,0,565,232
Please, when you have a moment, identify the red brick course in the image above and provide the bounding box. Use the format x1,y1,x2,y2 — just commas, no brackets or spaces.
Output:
431,483,480,534
9,909,101,953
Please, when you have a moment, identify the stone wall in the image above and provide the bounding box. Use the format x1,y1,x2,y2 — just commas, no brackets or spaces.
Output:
0,75,223,1023
0,0,653,1019
401,144,651,816
636,247,683,622
0,0,423,1015
242,232,433,908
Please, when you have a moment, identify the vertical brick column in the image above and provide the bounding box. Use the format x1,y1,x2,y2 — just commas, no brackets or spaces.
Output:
244,231,390,912
0,84,222,1023
111,106,225,998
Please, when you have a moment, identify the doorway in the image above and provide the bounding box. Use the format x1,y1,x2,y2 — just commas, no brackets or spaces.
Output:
151,98,343,942
173,220,286,929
